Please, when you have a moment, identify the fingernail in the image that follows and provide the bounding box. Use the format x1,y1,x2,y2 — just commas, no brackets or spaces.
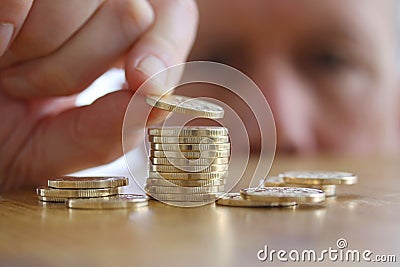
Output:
0,23,14,56
136,55,169,95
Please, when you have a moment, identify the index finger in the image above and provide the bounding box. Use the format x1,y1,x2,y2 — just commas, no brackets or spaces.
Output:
125,0,198,95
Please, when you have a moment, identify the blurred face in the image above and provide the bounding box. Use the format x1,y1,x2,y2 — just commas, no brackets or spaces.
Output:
190,0,400,155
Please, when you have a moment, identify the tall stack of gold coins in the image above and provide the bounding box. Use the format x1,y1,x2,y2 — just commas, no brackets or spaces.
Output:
145,126,230,206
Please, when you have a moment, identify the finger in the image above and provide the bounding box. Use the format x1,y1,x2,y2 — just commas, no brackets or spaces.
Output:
1,0,105,68
0,0,33,57
125,0,199,95
0,0,155,98
18,90,168,186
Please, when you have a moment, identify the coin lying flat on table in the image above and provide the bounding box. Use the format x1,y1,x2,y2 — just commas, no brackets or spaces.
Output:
280,171,358,185
66,194,149,209
216,193,297,207
149,164,228,173
150,157,229,166
151,143,231,151
150,150,231,159
263,176,336,197
37,186,119,198
38,196,70,203
148,126,229,137
149,136,229,144
241,187,326,203
146,95,224,119
48,176,129,189
149,171,228,180
146,178,226,187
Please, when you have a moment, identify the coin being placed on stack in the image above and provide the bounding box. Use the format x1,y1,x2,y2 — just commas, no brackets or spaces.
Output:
37,176,128,203
262,171,358,197
145,126,230,207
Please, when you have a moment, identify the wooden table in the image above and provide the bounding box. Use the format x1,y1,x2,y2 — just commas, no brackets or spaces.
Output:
1,156,399,267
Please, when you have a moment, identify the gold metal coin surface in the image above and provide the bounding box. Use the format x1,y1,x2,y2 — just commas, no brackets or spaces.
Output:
48,176,128,189
148,126,228,137
263,176,336,197
145,178,226,187
150,150,230,158
216,193,297,207
146,95,224,119
149,157,229,166
145,185,225,194
149,136,229,144
240,187,326,203
38,196,68,203
36,186,119,198
151,143,231,151
149,164,228,173
147,192,221,202
280,171,358,185
66,194,149,209
148,171,228,180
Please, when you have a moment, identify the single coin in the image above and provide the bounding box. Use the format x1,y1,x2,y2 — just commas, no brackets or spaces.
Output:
150,157,229,166
149,136,229,144
148,126,228,136
150,150,230,158
240,187,326,203
149,171,228,180
151,143,230,151
36,186,119,198
38,195,68,203
280,171,358,185
48,176,129,189
145,177,226,187
66,194,149,209
216,193,297,207
263,176,336,197
147,192,221,202
146,95,224,119
145,185,225,194
149,164,228,173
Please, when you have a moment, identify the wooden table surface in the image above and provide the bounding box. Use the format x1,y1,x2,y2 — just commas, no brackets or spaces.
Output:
1,155,399,267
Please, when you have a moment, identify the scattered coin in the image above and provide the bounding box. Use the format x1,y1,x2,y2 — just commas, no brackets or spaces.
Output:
66,194,149,209
37,186,119,198
48,176,129,189
280,171,358,185
216,193,297,207
241,187,326,203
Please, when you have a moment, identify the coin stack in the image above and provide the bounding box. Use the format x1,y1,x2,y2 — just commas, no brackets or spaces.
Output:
37,176,127,203
263,171,358,197
145,126,230,206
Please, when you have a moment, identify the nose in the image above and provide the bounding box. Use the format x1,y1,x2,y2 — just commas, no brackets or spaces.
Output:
251,57,317,154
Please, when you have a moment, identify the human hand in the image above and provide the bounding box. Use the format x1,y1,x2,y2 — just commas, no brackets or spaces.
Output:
0,0,198,191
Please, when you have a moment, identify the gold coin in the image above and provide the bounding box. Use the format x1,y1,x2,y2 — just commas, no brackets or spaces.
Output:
150,150,230,158
149,171,228,180
38,195,68,203
145,177,226,187
36,186,119,198
66,194,149,209
263,176,336,197
151,143,230,151
150,157,229,166
146,95,224,119
280,171,358,185
240,187,326,203
147,192,221,202
145,185,225,194
149,135,229,144
148,126,228,137
48,176,128,189
149,164,228,173
216,193,297,207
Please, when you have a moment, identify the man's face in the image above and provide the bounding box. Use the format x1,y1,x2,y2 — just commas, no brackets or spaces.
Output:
190,0,400,155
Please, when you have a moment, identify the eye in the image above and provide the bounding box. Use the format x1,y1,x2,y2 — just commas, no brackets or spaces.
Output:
310,51,348,72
